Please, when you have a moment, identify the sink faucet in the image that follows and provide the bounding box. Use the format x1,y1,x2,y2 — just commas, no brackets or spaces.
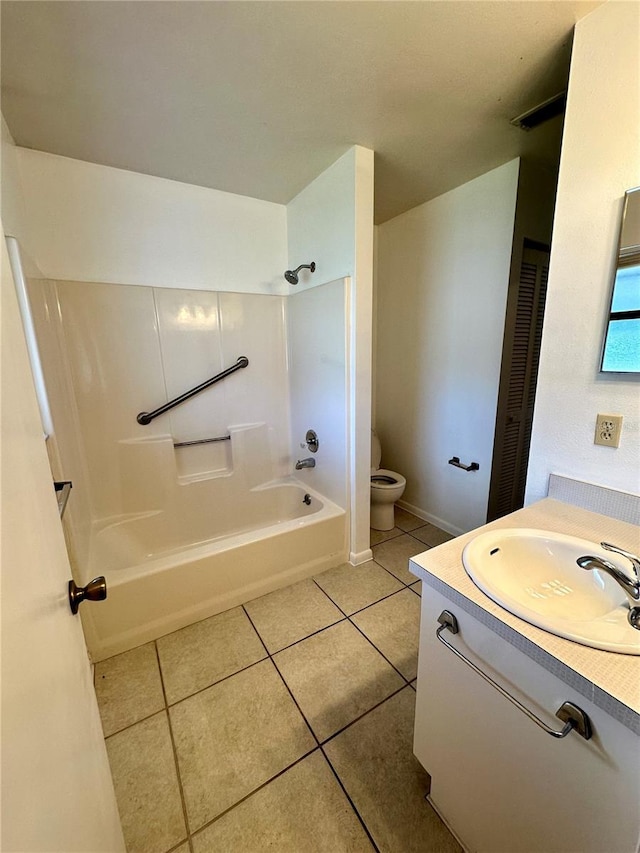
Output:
295,458,316,470
577,542,640,629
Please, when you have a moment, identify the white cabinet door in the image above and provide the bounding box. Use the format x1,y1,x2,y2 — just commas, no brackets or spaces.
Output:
1,234,125,852
414,585,640,853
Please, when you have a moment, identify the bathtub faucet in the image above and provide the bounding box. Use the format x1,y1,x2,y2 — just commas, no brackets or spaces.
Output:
295,458,316,470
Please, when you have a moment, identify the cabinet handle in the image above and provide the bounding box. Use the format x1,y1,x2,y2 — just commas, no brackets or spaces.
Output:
436,610,592,740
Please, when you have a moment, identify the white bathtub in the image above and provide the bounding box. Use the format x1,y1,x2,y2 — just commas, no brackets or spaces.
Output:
82,480,347,661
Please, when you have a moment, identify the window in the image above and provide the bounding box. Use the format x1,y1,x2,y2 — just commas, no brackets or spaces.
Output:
601,258,640,373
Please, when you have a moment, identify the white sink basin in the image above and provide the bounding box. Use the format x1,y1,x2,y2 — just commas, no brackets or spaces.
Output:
462,528,640,655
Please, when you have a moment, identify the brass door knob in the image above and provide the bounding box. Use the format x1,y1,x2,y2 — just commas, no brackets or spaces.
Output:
68,577,107,615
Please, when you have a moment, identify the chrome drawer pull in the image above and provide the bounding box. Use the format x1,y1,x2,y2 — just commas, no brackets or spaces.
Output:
436,610,592,740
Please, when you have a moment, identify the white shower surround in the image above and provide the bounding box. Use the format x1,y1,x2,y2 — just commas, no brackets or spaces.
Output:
25,276,351,659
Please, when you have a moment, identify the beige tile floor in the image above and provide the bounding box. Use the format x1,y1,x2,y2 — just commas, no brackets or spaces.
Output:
94,509,458,853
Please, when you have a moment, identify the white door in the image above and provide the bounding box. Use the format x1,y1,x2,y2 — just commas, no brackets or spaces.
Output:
1,232,125,852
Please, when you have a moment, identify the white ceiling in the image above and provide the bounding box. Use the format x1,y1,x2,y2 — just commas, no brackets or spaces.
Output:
1,1,600,223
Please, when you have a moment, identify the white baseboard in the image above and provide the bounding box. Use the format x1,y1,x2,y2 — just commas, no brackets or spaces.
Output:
350,548,373,565
396,499,464,538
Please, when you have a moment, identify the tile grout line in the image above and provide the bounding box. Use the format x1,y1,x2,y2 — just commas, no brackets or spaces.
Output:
240,604,379,849
373,519,447,550
408,534,436,547
313,574,403,615
103,706,169,741
311,578,412,685
165,654,268,711
370,554,425,588
246,584,415,729
103,654,269,740
318,747,381,853
153,641,194,849
320,682,412,748
243,599,413,730
315,682,424,850
347,617,412,685
165,840,192,853
408,529,453,548
249,613,349,657
188,746,320,842
185,678,412,848
370,529,404,546
311,574,405,619
96,597,269,666
345,581,414,618
241,605,321,748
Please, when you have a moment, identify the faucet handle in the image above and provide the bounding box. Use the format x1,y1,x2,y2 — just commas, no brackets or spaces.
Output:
601,542,640,577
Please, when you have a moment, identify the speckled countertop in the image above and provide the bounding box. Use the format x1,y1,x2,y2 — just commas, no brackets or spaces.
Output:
409,498,640,733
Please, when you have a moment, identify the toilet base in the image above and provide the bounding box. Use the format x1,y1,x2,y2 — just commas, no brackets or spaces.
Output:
371,502,396,531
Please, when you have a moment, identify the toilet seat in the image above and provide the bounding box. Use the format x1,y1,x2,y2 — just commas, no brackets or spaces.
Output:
372,474,398,485
371,468,406,489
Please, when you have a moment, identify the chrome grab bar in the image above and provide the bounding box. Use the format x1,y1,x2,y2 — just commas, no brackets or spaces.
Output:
137,357,249,425
436,610,592,740
173,435,231,448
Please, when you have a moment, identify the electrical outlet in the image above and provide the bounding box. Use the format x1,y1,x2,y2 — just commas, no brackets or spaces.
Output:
594,413,623,448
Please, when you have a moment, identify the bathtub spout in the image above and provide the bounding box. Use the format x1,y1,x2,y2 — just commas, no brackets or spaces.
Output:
295,458,316,470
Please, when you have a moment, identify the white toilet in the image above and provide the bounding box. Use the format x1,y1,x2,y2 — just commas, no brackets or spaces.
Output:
370,429,406,531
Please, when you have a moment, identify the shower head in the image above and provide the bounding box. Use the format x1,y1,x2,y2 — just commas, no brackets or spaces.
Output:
284,262,316,285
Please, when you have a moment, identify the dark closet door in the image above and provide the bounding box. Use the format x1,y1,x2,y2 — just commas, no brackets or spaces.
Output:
487,242,549,521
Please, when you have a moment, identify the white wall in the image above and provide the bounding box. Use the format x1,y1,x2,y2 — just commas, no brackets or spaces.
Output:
1,116,28,246
14,148,288,293
287,149,356,291
526,1,640,503
2,118,42,281
287,146,374,562
376,160,520,534
288,279,348,508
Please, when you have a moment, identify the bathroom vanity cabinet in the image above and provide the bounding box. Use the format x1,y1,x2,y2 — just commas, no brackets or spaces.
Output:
410,499,640,853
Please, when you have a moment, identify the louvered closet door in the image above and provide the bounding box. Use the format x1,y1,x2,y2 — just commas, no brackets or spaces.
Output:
488,244,549,521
